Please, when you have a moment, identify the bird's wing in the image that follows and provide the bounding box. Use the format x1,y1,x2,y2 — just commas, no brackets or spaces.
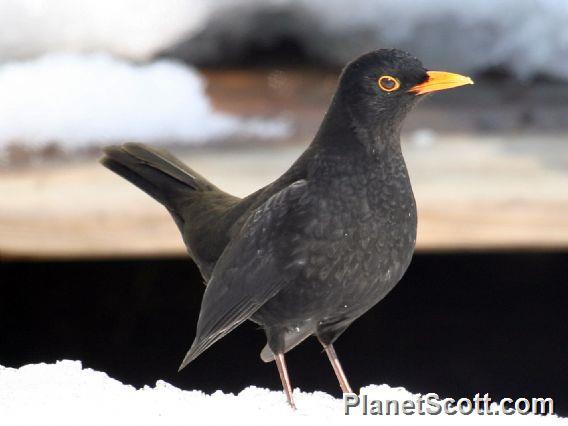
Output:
179,180,310,369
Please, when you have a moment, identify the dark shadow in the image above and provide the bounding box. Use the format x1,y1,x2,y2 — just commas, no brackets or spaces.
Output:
1,252,566,414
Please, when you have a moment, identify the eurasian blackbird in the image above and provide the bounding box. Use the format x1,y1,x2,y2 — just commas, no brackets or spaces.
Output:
101,49,473,408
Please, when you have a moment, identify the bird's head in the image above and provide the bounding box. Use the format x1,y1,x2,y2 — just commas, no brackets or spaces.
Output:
334,49,473,140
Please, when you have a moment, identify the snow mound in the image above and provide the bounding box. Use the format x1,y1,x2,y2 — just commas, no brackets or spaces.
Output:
174,0,568,80
0,53,289,151
2,0,568,79
0,0,205,61
0,360,565,425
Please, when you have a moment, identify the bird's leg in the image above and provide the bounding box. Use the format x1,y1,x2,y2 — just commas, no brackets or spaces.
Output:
321,343,353,394
275,353,296,409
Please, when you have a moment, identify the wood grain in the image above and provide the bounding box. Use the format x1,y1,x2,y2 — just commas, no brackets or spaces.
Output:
2,134,568,260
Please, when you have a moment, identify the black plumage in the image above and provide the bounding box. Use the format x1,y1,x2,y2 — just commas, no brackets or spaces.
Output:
101,49,473,407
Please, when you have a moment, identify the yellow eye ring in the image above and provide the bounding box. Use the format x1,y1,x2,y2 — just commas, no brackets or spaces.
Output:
378,75,400,92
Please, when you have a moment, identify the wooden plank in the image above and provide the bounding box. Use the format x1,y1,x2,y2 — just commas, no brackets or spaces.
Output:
1,135,568,260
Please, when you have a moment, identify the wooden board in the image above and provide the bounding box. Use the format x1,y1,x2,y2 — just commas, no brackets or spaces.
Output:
1,135,568,260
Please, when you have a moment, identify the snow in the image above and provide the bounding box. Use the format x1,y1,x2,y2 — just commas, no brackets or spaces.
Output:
0,0,206,61
0,53,290,151
299,0,568,78
0,360,565,425
187,0,568,79
2,0,568,79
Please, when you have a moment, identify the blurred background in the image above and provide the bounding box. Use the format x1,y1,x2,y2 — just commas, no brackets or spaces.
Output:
1,0,567,415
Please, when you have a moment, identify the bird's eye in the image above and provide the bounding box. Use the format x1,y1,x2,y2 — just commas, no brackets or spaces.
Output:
377,75,400,92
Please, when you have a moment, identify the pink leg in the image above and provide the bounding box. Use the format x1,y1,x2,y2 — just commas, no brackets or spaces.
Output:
322,343,353,394
275,353,296,409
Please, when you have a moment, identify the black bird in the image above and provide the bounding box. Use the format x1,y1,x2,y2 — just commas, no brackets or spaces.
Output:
101,49,472,408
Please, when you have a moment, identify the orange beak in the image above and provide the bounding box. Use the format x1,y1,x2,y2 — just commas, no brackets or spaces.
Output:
409,71,474,95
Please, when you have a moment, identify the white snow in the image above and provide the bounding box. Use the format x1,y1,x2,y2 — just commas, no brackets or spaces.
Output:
0,0,207,61
0,360,565,425
1,0,568,79
0,53,289,150
307,0,568,79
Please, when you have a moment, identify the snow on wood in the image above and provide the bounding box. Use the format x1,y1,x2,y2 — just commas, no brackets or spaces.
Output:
0,53,290,150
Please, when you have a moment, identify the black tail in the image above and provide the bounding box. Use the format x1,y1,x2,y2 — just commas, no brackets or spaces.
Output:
100,143,215,217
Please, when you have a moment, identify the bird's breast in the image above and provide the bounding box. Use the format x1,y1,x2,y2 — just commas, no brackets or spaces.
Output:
262,156,417,325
